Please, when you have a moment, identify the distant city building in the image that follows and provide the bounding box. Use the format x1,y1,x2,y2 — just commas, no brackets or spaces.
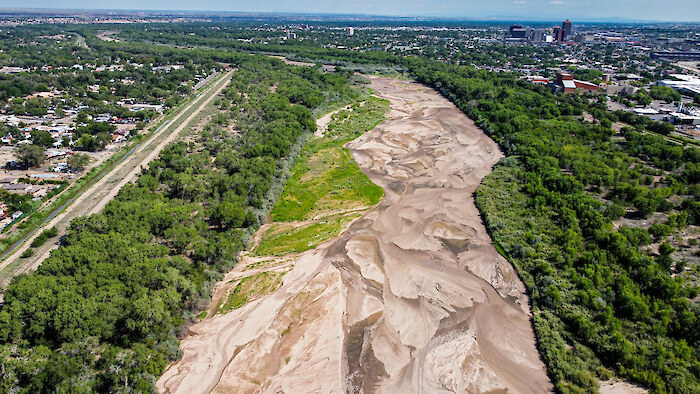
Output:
2,183,31,194
531,29,545,43
670,104,700,126
509,25,527,39
553,73,599,94
651,51,700,61
0,66,30,74
554,27,565,42
347,27,354,36
562,19,572,39
525,75,550,84
659,74,700,96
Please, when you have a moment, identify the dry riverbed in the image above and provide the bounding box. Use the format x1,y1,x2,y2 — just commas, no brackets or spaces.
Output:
157,76,551,393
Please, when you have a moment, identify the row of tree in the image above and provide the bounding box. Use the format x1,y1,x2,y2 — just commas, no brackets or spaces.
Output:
0,56,352,392
403,59,699,393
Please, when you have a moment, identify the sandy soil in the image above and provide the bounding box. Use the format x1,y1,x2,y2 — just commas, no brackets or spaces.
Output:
158,77,551,393
599,380,647,394
269,56,338,72
315,104,353,137
96,30,121,42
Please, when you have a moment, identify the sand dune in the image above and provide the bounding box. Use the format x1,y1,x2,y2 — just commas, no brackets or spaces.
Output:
157,77,551,393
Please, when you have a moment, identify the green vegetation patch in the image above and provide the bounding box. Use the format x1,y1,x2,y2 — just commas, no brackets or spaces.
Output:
245,257,291,271
0,56,356,392
270,96,388,222
401,60,700,393
219,271,286,313
476,161,622,391
256,214,360,256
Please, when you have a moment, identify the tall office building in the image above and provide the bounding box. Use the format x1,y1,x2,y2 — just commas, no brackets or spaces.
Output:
554,27,565,42
509,25,527,38
531,29,545,43
562,19,572,39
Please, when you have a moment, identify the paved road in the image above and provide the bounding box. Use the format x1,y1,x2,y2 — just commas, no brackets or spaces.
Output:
0,70,233,295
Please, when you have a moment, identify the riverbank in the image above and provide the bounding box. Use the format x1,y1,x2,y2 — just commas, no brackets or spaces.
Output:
157,76,551,393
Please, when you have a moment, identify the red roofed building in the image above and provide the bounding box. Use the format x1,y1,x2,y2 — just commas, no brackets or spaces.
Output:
563,19,572,39
553,73,599,94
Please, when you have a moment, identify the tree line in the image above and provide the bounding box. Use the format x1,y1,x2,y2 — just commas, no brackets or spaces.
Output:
0,56,353,392
405,58,699,393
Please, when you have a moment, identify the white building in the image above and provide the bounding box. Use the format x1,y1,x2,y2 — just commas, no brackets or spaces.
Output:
659,74,700,96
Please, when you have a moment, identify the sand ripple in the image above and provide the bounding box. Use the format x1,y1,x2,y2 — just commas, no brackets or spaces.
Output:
157,77,552,394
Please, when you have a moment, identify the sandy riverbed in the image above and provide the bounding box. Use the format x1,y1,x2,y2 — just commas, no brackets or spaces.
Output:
157,76,551,393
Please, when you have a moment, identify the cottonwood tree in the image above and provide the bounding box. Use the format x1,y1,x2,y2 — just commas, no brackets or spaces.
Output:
14,143,47,168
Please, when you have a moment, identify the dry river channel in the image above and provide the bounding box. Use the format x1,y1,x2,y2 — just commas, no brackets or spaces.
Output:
158,76,552,393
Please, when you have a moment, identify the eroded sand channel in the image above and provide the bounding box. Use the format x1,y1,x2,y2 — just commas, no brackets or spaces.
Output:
157,77,551,393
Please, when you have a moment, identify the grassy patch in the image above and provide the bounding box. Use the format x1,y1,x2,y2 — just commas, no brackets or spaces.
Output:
271,146,382,221
281,324,292,337
270,96,388,222
219,271,286,313
244,257,291,271
256,214,360,256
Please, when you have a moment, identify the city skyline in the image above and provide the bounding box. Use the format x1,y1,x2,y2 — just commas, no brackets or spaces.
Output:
0,1,699,22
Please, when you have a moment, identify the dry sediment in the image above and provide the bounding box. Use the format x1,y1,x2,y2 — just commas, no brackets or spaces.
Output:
157,77,552,393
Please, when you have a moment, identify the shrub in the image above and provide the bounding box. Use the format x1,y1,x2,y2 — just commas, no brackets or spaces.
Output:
30,234,47,248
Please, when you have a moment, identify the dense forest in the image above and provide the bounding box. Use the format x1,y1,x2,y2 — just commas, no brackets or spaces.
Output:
0,57,354,392
403,59,699,393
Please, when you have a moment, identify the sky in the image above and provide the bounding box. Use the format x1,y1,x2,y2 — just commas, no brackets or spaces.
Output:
1,0,699,22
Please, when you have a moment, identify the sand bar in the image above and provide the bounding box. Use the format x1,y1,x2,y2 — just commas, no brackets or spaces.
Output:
157,76,552,393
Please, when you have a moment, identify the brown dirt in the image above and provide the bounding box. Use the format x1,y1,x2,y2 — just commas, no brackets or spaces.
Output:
315,104,353,137
599,380,647,394
96,30,120,42
157,77,551,393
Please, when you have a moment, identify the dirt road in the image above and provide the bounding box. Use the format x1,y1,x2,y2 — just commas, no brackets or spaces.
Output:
314,104,353,137
0,70,233,292
158,76,551,393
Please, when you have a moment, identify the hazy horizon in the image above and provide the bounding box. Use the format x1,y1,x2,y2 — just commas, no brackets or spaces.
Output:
0,1,698,23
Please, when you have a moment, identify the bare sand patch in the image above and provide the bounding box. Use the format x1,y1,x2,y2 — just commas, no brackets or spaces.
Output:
315,104,353,137
157,77,551,393
599,380,647,394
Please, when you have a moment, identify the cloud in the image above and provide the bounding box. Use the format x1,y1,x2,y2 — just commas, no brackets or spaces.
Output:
550,1,563,4
514,0,526,3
